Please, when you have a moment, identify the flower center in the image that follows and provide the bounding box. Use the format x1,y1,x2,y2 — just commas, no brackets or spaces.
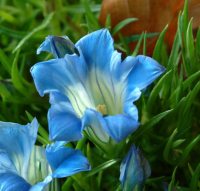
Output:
96,104,108,116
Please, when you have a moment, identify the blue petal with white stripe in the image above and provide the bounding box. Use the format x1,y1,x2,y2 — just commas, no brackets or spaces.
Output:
31,29,165,143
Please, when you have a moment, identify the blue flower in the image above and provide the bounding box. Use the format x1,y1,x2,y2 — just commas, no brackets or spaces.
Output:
0,119,90,191
120,145,151,191
31,29,165,143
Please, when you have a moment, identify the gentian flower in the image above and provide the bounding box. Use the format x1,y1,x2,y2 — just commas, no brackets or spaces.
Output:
0,119,90,191
120,145,151,191
31,29,165,143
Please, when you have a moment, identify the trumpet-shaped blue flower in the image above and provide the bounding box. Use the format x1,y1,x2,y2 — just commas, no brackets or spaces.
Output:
120,145,151,191
0,119,90,191
31,29,165,143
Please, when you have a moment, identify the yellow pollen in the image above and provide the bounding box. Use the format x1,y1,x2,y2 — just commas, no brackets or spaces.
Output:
96,104,108,116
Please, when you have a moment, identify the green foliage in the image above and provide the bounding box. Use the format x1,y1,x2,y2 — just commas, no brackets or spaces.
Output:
0,0,199,190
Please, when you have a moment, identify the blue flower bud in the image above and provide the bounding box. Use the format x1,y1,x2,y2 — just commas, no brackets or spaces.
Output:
120,145,151,191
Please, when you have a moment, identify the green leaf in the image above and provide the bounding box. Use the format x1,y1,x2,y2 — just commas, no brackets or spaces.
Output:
132,32,144,56
178,134,200,166
183,70,200,90
81,0,99,31
0,49,12,74
153,25,168,61
172,139,186,148
143,32,147,55
134,109,173,140
11,50,24,93
182,0,189,34
0,83,11,101
0,10,16,23
112,18,138,35
167,31,181,70
196,28,200,59
185,18,195,74
186,19,195,59
0,25,26,38
12,12,54,53
105,14,111,30
183,81,200,114
163,128,178,163
168,167,178,191
147,70,172,111
190,164,200,191
86,159,119,177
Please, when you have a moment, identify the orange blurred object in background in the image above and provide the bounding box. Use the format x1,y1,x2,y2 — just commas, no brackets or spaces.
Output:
99,0,200,55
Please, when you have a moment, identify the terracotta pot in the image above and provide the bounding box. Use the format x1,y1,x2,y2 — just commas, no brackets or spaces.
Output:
99,0,200,55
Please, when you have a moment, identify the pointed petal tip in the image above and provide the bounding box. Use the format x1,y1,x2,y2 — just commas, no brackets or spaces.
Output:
36,35,53,55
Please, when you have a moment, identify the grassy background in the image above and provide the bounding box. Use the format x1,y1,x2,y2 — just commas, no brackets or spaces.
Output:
0,0,199,190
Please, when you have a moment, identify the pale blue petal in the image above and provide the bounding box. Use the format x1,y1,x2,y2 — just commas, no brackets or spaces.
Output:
49,92,69,104
124,88,141,120
37,35,78,58
0,172,31,191
0,119,38,179
29,175,52,191
64,48,88,84
31,52,89,109
27,146,51,186
128,55,165,91
82,109,110,143
120,145,151,191
0,150,16,173
104,114,139,142
46,142,90,178
75,29,114,71
30,58,70,96
48,101,82,141
110,52,137,82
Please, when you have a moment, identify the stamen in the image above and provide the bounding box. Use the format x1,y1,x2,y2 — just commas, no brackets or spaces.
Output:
96,104,108,116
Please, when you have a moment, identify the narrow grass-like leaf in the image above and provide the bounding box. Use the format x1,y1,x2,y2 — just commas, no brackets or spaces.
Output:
183,81,200,113
132,32,144,56
183,71,200,90
147,70,172,111
143,32,147,55
72,174,90,191
11,50,24,92
0,49,11,74
172,139,186,148
168,167,178,191
105,14,111,30
167,31,181,70
62,178,73,191
134,109,173,139
13,12,54,53
81,0,99,31
0,10,15,23
185,19,194,74
163,128,178,164
0,83,11,101
76,136,87,150
124,32,159,43
190,164,200,191
182,0,189,34
186,19,195,60
0,25,26,38
178,134,200,166
196,28,200,59
86,159,119,177
153,25,168,61
112,18,138,35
